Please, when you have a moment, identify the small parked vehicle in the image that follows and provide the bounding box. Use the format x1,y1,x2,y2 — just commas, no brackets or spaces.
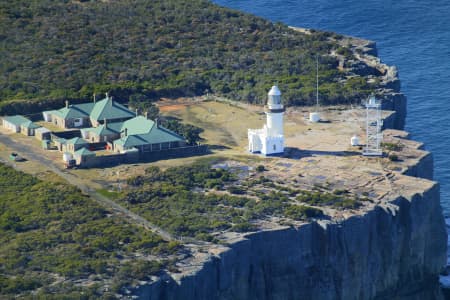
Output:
9,152,25,162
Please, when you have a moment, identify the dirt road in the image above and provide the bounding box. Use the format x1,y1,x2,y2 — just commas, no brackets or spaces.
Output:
0,132,175,242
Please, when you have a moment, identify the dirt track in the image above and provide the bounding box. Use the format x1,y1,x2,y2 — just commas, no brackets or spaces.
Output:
0,131,175,242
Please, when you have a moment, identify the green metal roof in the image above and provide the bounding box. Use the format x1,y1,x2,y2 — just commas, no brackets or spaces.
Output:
46,102,94,119
88,125,115,136
144,126,184,143
89,97,135,122
3,115,31,126
21,120,41,129
44,98,133,123
113,119,184,148
74,147,95,156
54,138,67,144
106,122,123,133
66,137,88,145
120,116,154,135
83,121,122,137
114,135,147,147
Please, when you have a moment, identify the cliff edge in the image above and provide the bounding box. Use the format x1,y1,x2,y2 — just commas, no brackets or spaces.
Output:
138,184,445,300
131,35,447,300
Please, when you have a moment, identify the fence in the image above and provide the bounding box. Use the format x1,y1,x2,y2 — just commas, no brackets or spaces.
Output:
78,145,208,168
139,144,208,162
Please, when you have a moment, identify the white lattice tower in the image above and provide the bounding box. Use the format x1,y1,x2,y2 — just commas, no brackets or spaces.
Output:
363,96,383,156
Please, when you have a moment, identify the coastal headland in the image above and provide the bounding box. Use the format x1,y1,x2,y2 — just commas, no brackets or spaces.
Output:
0,6,446,298
130,34,447,299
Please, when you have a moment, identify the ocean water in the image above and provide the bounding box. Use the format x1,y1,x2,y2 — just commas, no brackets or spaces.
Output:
214,0,450,292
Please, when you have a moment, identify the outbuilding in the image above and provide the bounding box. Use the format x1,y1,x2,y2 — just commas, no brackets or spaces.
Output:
2,115,32,133
20,121,41,136
35,127,52,141
73,147,96,166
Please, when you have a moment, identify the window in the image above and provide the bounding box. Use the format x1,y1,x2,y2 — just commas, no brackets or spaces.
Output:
273,144,276,151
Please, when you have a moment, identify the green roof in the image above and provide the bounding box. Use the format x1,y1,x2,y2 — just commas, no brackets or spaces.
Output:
144,126,184,143
54,138,67,144
89,97,135,122
45,99,135,123
121,116,154,135
45,102,95,120
21,120,41,129
114,118,184,148
74,147,95,156
3,115,31,126
114,135,146,147
66,137,88,145
82,121,122,137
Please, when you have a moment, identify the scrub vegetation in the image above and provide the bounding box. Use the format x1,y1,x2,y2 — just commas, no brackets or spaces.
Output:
0,0,375,115
0,163,180,298
120,159,365,241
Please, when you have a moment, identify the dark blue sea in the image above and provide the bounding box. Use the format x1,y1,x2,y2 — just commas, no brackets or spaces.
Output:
215,0,450,291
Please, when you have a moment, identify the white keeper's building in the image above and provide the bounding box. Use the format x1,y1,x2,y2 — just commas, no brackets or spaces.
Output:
248,86,285,155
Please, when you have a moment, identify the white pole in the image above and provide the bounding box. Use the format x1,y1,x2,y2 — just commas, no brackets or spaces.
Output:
316,56,319,111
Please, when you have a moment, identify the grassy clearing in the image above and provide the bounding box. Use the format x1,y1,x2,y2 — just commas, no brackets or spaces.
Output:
160,101,264,148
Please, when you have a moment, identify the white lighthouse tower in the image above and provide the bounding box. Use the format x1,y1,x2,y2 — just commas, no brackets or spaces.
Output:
248,86,285,155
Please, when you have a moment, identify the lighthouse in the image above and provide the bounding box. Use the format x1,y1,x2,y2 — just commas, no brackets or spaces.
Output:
248,86,285,155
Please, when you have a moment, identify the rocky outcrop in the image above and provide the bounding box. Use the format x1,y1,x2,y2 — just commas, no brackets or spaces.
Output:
338,36,407,130
130,32,446,300
136,184,446,300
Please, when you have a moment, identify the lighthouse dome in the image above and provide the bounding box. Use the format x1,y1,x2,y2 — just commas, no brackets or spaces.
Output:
267,85,282,106
268,86,281,96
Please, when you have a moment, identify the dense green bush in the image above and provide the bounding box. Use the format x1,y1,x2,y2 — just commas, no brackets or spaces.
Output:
284,205,323,220
0,0,377,115
120,161,344,238
0,163,172,297
296,190,361,209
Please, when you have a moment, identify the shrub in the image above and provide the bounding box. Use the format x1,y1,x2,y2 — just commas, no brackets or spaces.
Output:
227,186,246,195
388,153,399,161
256,165,266,172
284,205,323,220
231,222,257,232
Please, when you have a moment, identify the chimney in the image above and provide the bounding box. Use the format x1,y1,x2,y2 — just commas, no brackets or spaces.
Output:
105,92,109,99
65,100,69,108
145,111,148,119
110,96,113,105
135,108,138,117
93,93,96,103
104,118,107,128
155,118,159,127
124,128,128,136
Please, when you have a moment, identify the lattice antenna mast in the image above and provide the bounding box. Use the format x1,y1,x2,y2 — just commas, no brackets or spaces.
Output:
363,95,383,156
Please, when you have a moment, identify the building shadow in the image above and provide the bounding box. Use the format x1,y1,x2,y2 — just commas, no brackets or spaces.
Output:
283,147,361,159
207,144,231,150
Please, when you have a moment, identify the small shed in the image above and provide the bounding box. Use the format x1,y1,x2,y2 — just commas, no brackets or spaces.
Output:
2,115,31,133
35,127,52,141
20,120,41,136
42,139,51,150
73,147,96,166
54,138,67,152
63,137,89,153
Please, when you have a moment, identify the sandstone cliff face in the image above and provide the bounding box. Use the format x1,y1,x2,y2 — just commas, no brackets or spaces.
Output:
136,184,446,300
132,35,447,300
